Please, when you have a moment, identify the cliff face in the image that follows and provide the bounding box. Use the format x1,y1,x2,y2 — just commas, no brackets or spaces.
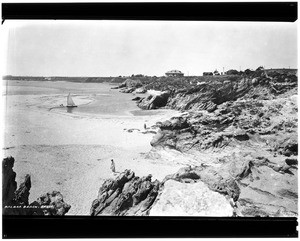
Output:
2,156,71,215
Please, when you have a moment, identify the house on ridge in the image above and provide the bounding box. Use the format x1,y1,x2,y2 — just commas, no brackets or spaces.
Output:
165,70,184,77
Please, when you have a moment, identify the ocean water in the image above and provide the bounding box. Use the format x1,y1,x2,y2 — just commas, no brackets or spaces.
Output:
3,80,165,116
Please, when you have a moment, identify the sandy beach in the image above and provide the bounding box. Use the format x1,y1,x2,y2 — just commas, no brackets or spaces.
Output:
3,80,191,215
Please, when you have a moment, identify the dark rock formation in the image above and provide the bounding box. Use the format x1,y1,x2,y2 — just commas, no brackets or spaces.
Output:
3,156,17,208
30,191,71,215
2,156,71,215
91,169,160,216
137,91,170,110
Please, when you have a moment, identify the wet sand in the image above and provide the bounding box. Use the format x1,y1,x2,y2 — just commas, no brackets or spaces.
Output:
3,80,188,215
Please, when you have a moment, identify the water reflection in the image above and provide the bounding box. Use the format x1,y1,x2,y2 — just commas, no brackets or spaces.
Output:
67,107,74,113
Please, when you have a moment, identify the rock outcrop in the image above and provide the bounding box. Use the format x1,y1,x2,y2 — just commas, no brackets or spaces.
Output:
151,95,297,154
161,157,297,217
114,79,143,93
2,156,71,215
147,77,297,217
167,79,251,112
3,156,17,208
29,191,71,216
132,68,298,217
90,169,160,216
137,91,170,110
133,69,297,112
90,168,237,216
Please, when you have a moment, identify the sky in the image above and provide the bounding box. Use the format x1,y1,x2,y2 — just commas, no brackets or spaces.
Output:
3,20,298,77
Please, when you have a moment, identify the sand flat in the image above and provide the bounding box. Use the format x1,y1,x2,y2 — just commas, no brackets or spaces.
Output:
3,80,185,215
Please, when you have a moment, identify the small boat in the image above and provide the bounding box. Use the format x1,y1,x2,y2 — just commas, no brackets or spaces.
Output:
67,93,77,107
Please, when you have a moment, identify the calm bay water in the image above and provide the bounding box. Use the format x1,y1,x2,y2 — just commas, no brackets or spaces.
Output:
4,80,166,117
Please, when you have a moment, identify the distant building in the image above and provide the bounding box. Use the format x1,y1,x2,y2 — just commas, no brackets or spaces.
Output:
203,72,213,76
165,70,184,77
213,70,220,75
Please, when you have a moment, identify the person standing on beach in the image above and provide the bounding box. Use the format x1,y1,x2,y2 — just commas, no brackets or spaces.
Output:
144,123,147,130
110,159,116,173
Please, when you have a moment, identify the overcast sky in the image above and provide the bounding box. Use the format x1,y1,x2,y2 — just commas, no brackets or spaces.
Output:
3,20,297,77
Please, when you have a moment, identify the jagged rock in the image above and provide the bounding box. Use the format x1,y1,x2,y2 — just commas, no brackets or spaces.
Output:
138,91,170,110
151,93,297,153
31,191,71,216
2,156,17,207
14,174,31,206
149,180,234,216
90,170,160,216
2,156,71,215
166,79,251,112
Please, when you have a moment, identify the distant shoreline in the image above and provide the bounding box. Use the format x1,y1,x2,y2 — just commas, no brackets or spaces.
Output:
2,76,121,84
3,68,298,83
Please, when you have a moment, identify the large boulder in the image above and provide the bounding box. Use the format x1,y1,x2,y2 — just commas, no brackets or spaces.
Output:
137,91,170,110
149,180,233,216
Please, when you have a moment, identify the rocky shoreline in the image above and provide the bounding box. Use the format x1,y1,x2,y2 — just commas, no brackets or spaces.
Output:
3,68,298,217
101,68,298,217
